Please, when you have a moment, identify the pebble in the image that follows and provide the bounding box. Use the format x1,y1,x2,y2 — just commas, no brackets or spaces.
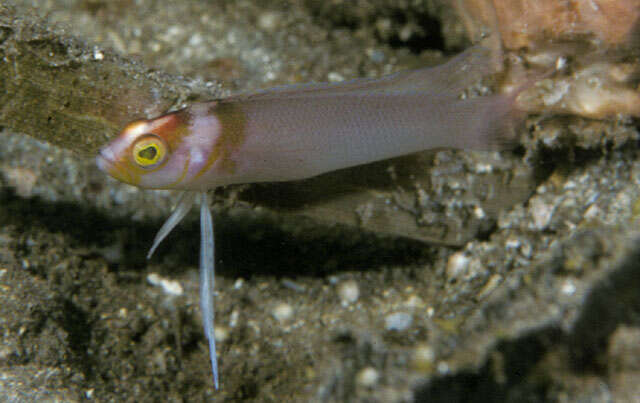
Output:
337,280,360,306
607,326,640,371
214,326,229,343
146,273,183,296
366,48,385,63
229,309,240,328
530,196,555,230
272,302,293,322
93,47,104,60
328,72,345,82
0,345,12,364
404,295,424,308
412,344,435,372
258,11,282,32
355,367,379,388
476,274,503,300
561,280,577,296
385,312,412,331
446,252,470,281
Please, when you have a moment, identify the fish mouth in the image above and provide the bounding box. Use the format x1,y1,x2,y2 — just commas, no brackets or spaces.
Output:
95,148,117,173
95,154,110,173
95,148,137,185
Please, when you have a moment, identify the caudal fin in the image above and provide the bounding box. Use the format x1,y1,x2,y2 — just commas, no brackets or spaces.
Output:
461,67,554,151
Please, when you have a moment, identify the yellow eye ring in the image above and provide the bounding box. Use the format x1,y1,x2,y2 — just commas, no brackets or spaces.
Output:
132,134,168,169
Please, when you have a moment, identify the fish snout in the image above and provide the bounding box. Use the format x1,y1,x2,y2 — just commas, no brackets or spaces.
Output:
95,148,116,173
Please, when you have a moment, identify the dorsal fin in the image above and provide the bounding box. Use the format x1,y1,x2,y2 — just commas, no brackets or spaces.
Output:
226,46,495,103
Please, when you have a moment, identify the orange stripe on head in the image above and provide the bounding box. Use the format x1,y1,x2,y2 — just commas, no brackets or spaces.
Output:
146,109,193,151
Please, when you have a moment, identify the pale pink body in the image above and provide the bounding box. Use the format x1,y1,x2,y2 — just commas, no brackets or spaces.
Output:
97,46,521,191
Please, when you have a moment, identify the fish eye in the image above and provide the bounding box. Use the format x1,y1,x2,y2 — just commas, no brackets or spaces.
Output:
132,134,168,169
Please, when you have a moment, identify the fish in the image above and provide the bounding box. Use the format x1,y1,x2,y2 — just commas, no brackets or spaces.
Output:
95,46,529,389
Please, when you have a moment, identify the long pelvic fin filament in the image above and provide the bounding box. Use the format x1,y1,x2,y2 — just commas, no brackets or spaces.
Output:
147,192,197,259
199,191,218,389
146,191,219,389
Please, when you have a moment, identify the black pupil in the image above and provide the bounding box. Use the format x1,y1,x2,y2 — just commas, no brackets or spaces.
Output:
139,146,157,161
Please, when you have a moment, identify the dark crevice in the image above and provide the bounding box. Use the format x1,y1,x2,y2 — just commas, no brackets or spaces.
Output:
172,207,434,279
414,328,560,403
568,244,640,372
307,4,446,54
0,186,433,281
528,139,634,192
55,298,96,378
0,26,13,44
383,10,444,53
414,241,640,402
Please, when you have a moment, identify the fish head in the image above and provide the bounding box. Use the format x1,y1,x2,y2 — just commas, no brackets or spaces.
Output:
96,105,222,189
